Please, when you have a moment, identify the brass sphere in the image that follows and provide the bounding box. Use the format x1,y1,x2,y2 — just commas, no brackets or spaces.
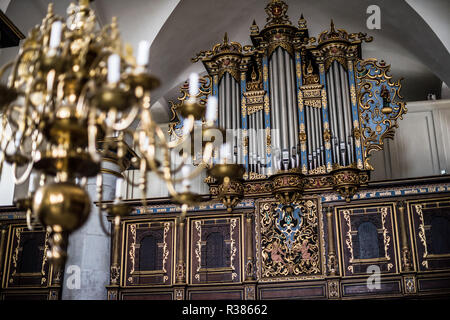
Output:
33,182,91,233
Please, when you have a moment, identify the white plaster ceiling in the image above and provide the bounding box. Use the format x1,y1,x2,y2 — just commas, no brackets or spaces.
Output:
1,0,449,119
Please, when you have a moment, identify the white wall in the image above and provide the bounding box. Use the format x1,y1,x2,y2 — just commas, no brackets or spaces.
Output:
371,99,450,180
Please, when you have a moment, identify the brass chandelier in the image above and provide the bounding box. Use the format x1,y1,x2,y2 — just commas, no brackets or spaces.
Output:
0,0,241,267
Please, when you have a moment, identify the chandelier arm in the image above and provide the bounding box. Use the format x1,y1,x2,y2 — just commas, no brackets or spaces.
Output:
170,163,208,184
96,173,111,236
143,104,193,151
26,208,37,231
0,152,4,175
144,123,213,183
8,47,40,88
121,169,141,188
139,158,148,211
148,122,173,174
12,160,33,185
0,113,11,153
88,108,101,163
0,61,14,82
110,104,139,131
98,210,111,236
166,117,195,149
75,79,97,117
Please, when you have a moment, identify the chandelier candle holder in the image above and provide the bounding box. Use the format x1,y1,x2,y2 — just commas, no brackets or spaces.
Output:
0,0,221,267
208,143,245,212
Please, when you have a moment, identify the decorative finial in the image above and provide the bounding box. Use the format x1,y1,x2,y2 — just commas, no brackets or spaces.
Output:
307,60,313,74
264,0,291,28
223,32,229,44
250,20,259,35
47,3,54,15
251,68,257,81
330,19,336,33
80,0,89,7
298,13,307,29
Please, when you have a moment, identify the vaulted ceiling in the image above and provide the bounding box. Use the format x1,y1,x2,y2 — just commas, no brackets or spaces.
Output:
1,0,449,122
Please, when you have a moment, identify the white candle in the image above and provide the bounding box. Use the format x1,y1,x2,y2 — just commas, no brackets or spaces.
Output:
107,54,121,84
28,173,37,194
189,73,199,97
182,117,193,136
137,40,150,67
220,143,231,163
206,96,218,122
182,165,190,190
115,177,124,199
49,21,62,49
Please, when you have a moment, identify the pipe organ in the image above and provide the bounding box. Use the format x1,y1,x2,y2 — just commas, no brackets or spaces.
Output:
173,0,407,202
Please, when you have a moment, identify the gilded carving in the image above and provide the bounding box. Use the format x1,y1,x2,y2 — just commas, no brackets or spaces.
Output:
128,224,136,284
258,200,322,280
327,279,340,298
342,210,354,272
415,204,429,268
380,207,391,261
162,222,170,282
342,206,393,274
168,75,212,139
356,58,407,170
230,218,238,280
194,220,202,280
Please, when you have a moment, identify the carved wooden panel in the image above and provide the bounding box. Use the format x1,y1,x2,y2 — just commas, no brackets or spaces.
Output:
337,203,399,276
255,198,326,282
3,224,50,288
189,216,242,284
409,198,450,272
123,220,175,286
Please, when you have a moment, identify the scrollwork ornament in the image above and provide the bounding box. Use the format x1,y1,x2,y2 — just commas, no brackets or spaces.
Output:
110,265,120,285
415,204,429,268
356,58,407,170
259,200,322,280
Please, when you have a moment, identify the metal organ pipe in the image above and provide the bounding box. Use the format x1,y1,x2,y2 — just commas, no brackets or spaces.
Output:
306,106,312,171
317,108,324,166
269,57,276,166
285,50,295,157
328,64,340,166
332,62,346,166
256,110,261,173
260,109,266,175
235,81,242,165
219,77,226,129
270,53,281,166
277,48,289,155
231,77,237,163
288,50,299,166
326,72,337,164
248,113,252,172
225,73,232,131
254,112,256,172
315,108,321,167
217,73,242,164
339,64,354,165
311,106,317,169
